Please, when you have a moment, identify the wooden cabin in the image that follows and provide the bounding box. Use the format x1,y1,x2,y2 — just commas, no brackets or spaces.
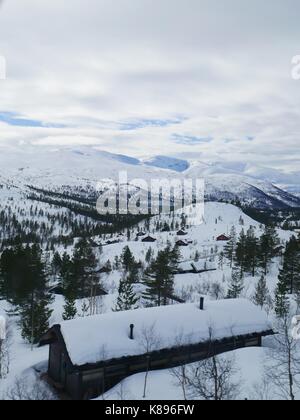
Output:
136,231,146,237
177,230,188,236
176,239,189,247
141,236,157,243
217,234,230,242
40,299,272,400
173,261,217,275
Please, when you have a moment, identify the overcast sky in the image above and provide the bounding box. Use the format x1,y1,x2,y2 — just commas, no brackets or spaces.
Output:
0,0,300,171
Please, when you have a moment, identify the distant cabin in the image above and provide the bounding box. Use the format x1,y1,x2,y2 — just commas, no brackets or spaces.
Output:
176,239,189,247
97,266,112,274
136,231,146,237
217,234,230,242
40,299,273,400
105,240,120,245
174,261,217,275
177,230,188,236
141,236,157,243
49,283,107,299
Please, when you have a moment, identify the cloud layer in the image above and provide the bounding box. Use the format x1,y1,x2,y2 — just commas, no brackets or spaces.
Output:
0,0,300,171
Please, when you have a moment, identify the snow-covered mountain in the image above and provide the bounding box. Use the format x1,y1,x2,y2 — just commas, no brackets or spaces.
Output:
0,145,299,210
142,156,190,172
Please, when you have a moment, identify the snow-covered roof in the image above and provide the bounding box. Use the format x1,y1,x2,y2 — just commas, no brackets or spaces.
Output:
177,261,194,272
177,260,216,272
58,299,271,366
192,261,216,271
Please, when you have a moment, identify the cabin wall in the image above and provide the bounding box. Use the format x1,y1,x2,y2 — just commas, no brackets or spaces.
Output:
65,372,82,400
49,342,63,383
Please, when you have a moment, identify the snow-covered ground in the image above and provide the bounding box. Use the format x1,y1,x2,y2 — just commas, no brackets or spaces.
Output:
0,199,298,400
103,346,299,401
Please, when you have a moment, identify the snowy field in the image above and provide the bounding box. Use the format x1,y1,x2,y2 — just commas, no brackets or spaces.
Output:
0,201,298,400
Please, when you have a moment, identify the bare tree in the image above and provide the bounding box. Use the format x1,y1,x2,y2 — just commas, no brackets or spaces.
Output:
265,315,300,401
5,376,55,400
0,318,12,379
185,328,241,400
250,376,273,401
137,323,161,399
98,345,108,400
186,354,240,400
114,381,132,401
169,330,192,400
210,282,225,300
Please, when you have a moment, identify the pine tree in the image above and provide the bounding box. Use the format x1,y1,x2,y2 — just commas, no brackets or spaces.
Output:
63,297,77,321
145,247,153,264
127,261,140,284
278,236,300,295
72,239,98,298
114,276,139,312
259,225,280,275
17,245,53,344
121,246,135,272
244,226,259,276
19,290,53,344
51,252,62,278
253,275,270,309
227,267,244,299
143,247,176,306
61,253,78,321
234,229,247,275
224,227,237,268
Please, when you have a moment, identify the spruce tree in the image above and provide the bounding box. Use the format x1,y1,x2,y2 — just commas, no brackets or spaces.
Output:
114,276,139,312
121,246,135,272
143,247,176,306
72,239,98,298
278,236,300,294
63,297,77,321
227,267,244,299
253,275,270,309
244,226,259,276
51,252,62,279
145,247,153,264
61,253,77,321
234,229,247,275
259,225,280,275
19,290,53,344
17,245,53,344
224,227,237,268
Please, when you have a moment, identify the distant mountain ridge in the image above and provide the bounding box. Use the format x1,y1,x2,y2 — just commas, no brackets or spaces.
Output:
0,145,299,211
